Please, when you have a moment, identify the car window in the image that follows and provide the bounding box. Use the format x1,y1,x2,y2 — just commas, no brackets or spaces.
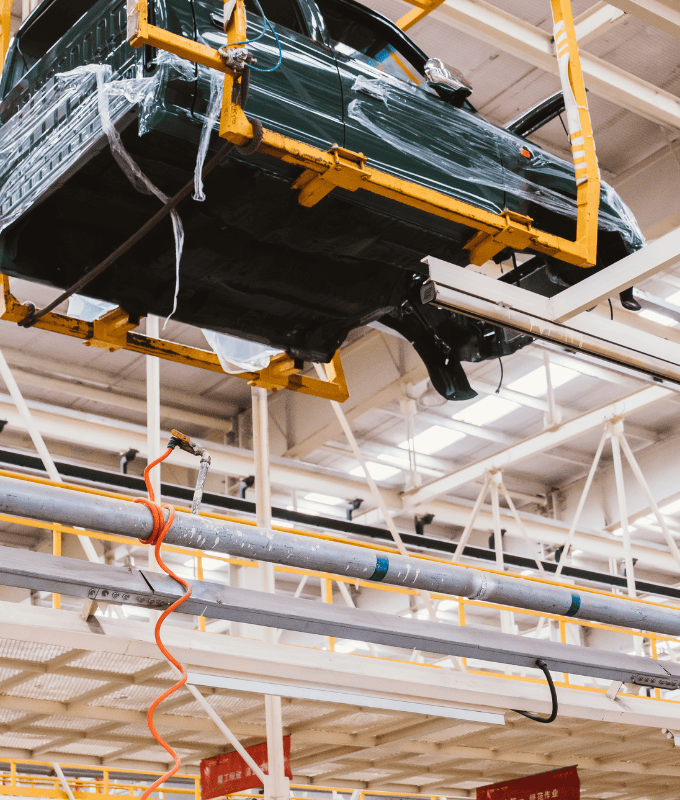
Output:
243,0,305,34
316,0,425,85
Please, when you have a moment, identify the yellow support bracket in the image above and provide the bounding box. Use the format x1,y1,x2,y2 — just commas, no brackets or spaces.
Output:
0,276,349,401
127,0,600,269
292,146,370,206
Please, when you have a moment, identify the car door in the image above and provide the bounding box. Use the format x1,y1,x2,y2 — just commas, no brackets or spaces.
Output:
193,0,344,150
312,0,507,216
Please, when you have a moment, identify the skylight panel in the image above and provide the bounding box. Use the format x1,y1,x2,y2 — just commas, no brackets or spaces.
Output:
349,462,401,481
507,364,579,397
664,290,680,306
639,309,676,326
452,395,519,426
304,492,344,506
398,425,465,454
661,498,680,515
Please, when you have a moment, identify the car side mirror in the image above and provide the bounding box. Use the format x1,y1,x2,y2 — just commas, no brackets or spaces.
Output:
425,58,472,105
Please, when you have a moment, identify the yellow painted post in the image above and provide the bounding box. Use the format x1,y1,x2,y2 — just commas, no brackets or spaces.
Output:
219,0,253,146
195,776,201,800
559,619,569,684
9,761,15,789
196,555,206,632
650,636,661,698
0,0,11,74
52,524,61,609
102,769,109,798
458,599,467,670
324,578,335,651
550,0,600,266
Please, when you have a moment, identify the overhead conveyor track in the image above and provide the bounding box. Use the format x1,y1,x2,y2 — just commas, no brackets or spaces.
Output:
0,543,678,691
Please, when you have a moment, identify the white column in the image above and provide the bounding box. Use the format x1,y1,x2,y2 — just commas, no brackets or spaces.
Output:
609,421,636,598
146,315,162,589
251,386,288,800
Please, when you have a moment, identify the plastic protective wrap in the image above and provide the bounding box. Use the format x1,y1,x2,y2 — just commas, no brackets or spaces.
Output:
0,65,142,236
68,294,118,321
193,69,225,202
203,329,282,374
346,76,644,252
0,56,200,327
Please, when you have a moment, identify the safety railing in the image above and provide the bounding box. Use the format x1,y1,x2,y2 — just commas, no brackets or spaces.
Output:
0,761,448,800
0,760,199,800
1,468,679,706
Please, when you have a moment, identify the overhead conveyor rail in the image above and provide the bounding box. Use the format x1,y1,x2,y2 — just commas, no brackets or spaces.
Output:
1,542,679,691
127,0,601,270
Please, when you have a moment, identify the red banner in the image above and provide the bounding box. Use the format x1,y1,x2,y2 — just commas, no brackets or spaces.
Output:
476,766,579,800
200,737,292,799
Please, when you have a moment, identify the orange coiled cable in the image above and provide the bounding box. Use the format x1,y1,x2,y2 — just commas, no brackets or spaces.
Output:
134,448,193,800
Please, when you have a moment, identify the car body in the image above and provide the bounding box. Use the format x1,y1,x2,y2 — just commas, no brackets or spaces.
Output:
0,0,644,399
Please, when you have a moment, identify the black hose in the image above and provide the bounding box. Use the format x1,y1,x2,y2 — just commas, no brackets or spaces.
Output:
512,659,558,723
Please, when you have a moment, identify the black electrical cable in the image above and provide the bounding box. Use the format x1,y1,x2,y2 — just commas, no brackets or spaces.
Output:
496,357,504,393
608,298,614,320
512,659,558,723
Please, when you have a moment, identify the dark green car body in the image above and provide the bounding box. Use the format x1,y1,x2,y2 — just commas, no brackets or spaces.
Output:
0,0,644,399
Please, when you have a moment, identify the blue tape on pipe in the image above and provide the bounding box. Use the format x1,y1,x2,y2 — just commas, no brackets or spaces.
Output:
565,594,581,616
370,556,389,581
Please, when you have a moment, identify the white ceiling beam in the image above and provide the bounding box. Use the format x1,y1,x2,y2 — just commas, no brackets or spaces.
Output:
551,227,680,322
0,346,237,419
574,2,626,44
401,385,672,508
9,368,231,432
0,396,399,505
606,0,680,41
438,0,680,129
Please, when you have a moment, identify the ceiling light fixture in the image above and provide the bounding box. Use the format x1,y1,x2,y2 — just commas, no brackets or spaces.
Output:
349,462,401,481
660,499,680,515
398,425,465,454
639,309,676,327
452,395,520,426
507,364,579,397
304,492,344,506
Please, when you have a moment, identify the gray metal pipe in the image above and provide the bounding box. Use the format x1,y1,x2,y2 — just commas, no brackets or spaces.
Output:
2,475,679,636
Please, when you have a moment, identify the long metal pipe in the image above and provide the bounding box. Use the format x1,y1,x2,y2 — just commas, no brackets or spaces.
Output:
2,475,680,636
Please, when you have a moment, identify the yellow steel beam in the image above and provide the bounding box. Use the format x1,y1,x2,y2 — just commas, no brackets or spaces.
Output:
127,0,600,269
0,277,349,401
396,0,600,266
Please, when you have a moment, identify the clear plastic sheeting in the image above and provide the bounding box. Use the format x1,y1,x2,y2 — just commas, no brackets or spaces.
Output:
193,69,225,202
346,77,644,253
0,55,200,324
351,75,387,103
67,294,118,322
0,66,139,236
203,329,282,374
